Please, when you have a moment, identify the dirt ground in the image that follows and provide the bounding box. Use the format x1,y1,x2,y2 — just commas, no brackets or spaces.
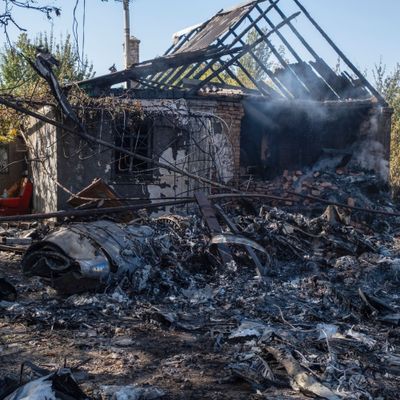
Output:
0,253,309,400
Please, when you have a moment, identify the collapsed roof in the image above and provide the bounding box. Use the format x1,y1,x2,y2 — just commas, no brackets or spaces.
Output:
78,0,385,103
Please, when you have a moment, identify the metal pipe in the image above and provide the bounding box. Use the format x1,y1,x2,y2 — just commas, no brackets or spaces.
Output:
0,190,398,223
0,199,195,223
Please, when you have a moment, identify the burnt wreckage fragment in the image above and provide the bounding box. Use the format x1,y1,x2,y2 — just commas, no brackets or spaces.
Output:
22,221,155,294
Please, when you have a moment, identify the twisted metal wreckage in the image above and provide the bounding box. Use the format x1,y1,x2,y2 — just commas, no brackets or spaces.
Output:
0,0,394,289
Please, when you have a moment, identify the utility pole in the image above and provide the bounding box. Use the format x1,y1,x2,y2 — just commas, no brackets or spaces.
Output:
123,0,131,89
123,0,131,70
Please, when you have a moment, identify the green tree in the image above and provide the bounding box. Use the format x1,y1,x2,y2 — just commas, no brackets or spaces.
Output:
236,28,284,89
0,32,94,142
0,32,93,95
374,62,400,196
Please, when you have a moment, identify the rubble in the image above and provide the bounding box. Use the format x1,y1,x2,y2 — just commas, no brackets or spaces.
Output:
0,161,399,399
0,278,16,301
100,385,165,400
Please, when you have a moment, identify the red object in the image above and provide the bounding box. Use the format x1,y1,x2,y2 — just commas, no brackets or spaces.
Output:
0,179,33,216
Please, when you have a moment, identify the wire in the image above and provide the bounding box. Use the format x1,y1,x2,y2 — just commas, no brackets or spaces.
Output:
72,0,81,65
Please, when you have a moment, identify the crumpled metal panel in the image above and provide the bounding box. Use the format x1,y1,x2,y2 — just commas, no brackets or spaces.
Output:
22,220,154,293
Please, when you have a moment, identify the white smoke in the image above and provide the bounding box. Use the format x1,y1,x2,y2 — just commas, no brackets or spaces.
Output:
352,110,389,181
354,139,389,180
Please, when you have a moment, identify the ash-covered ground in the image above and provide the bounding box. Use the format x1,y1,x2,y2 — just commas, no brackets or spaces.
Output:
1,164,400,400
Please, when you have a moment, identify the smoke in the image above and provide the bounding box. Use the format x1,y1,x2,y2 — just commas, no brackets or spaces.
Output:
351,110,389,181
353,140,389,181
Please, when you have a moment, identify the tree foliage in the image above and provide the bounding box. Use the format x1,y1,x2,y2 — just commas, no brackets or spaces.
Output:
0,32,94,142
374,62,400,196
0,32,93,94
236,28,285,88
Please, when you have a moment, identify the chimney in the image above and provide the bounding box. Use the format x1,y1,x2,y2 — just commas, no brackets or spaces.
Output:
128,36,140,66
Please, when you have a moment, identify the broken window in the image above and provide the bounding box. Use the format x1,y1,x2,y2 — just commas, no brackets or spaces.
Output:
0,145,9,174
113,119,153,180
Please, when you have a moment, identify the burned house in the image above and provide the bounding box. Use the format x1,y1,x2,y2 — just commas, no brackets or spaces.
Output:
25,0,392,213
3,3,400,399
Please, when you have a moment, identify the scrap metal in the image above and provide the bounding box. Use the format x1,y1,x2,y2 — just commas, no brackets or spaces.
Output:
22,220,155,294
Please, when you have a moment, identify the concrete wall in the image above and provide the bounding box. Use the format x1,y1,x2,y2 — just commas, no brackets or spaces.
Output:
27,98,244,212
26,107,58,213
56,116,114,208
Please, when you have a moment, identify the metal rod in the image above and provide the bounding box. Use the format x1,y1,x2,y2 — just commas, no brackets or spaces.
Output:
215,204,268,278
0,199,195,223
0,189,397,223
286,191,400,217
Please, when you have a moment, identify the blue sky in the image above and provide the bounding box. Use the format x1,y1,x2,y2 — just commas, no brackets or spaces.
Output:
4,0,400,78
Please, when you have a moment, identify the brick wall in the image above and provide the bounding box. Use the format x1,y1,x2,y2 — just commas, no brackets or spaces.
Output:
215,100,244,184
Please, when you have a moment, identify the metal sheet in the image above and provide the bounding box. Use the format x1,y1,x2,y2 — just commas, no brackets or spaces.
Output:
175,2,256,54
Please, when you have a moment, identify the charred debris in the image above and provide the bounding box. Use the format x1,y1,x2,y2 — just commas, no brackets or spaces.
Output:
0,0,399,399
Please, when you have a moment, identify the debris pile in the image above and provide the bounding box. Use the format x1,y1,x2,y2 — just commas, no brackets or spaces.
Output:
248,159,393,212
0,162,399,399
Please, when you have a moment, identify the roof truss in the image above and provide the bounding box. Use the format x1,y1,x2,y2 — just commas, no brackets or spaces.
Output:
77,0,384,103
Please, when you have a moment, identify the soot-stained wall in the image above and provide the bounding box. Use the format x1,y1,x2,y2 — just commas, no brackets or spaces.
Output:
240,100,392,179
27,98,244,213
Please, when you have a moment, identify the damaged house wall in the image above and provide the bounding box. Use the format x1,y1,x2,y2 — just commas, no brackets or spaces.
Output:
25,98,243,213
240,99,393,180
25,94,391,214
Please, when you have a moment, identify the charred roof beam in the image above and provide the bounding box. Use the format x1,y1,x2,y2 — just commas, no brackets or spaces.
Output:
189,12,301,95
76,46,244,90
215,36,283,98
143,22,208,87
174,1,280,87
219,28,288,98
292,0,386,104
266,0,345,99
246,16,311,98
